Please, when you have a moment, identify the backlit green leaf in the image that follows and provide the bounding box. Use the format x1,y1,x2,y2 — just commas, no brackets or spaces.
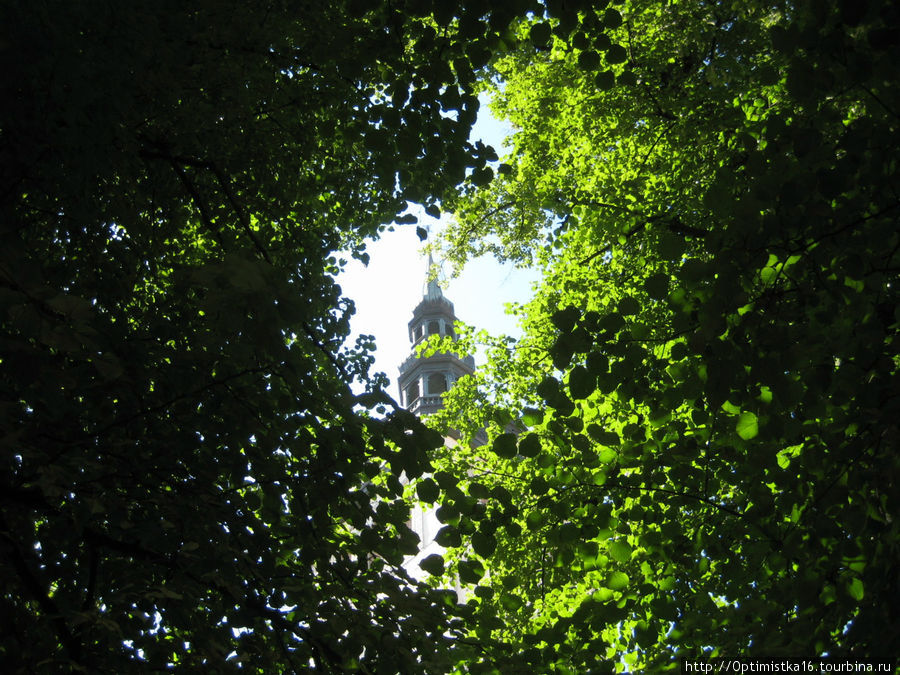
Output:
608,540,632,563
736,412,759,440
607,571,629,591
847,577,864,601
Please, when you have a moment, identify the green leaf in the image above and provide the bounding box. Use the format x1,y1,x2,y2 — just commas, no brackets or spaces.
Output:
595,587,615,602
536,375,561,404
618,296,640,316
617,70,638,87
416,478,440,503
736,412,759,440
670,342,688,361
474,585,493,599
586,350,609,375
467,481,490,499
605,44,628,64
530,22,552,47
608,540,632,563
434,526,461,548
518,433,542,457
436,504,460,526
419,554,445,576
526,510,546,531
551,306,580,332
529,476,549,495
492,433,518,459
578,50,601,71
568,365,596,399
458,559,485,584
500,593,524,611
521,407,544,425
846,577,864,601
558,522,579,544
595,70,615,90
587,425,620,447
603,8,622,29
721,400,741,415
607,571,629,590
433,471,457,490
471,531,497,558
599,312,625,333
644,273,669,300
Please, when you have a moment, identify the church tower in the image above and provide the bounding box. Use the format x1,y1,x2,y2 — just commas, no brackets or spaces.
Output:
397,256,474,416
399,257,474,583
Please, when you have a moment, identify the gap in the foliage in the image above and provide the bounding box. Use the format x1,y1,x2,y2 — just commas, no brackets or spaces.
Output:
338,96,540,397
338,211,541,397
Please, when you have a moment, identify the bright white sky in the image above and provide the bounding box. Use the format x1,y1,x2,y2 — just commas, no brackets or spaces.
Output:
337,98,542,398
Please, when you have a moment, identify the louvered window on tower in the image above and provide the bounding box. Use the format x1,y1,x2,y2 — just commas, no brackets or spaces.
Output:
406,381,420,405
427,373,448,395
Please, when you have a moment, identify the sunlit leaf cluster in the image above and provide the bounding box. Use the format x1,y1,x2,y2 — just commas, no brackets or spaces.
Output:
432,0,899,670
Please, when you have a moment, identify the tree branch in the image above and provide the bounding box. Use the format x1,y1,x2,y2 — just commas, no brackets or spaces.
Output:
207,163,272,263
166,158,227,250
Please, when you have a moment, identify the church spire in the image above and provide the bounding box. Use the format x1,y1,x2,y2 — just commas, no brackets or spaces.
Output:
423,252,443,301
398,250,474,416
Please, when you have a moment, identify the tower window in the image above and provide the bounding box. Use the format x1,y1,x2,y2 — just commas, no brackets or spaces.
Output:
427,373,447,395
414,325,424,341
406,382,420,404
427,321,440,335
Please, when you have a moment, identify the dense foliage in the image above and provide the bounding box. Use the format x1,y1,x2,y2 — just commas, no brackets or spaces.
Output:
3,0,897,671
0,0,516,670
428,0,900,671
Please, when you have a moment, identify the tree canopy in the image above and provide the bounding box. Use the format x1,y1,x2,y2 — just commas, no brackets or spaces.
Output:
429,0,900,670
0,0,505,670
2,0,898,672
